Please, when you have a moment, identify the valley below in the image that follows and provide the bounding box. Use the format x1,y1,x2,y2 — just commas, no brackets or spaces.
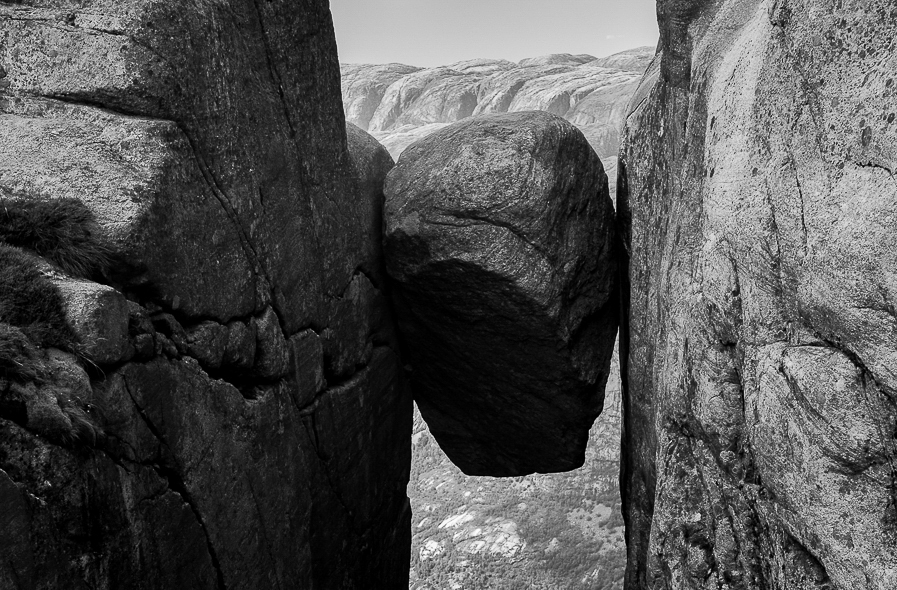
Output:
407,351,625,590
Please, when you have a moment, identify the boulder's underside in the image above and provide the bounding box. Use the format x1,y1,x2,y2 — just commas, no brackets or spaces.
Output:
619,0,897,588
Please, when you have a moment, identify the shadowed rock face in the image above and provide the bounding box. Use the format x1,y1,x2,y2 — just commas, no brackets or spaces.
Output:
619,0,897,587
0,2,411,588
384,111,618,477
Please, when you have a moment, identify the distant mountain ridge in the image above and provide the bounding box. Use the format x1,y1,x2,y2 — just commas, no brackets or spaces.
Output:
340,47,655,167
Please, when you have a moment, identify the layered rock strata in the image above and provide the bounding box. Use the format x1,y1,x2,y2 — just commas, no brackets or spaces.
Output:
0,2,411,588
341,47,654,162
619,0,897,587
384,111,618,476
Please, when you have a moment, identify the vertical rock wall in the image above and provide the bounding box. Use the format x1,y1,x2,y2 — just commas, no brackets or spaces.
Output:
620,0,897,587
0,2,411,588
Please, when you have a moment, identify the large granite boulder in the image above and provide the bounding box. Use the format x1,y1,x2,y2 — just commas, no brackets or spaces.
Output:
0,3,412,588
384,111,618,476
619,0,897,587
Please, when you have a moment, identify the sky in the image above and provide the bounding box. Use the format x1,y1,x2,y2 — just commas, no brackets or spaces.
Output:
331,0,659,67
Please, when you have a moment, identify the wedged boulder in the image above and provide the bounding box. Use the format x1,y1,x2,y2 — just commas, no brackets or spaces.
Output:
384,111,618,476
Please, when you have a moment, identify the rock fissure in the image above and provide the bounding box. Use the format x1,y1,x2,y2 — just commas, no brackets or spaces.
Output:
250,0,300,144
854,159,897,180
300,412,361,534
432,209,552,262
120,372,227,590
174,126,273,302
245,475,286,590
788,159,810,255
35,92,155,121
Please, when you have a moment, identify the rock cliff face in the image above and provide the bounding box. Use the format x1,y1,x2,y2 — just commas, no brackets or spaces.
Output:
383,112,618,477
341,47,654,163
619,0,897,588
0,2,410,588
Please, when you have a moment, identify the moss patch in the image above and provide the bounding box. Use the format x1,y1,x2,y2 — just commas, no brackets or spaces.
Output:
0,197,112,279
0,244,78,350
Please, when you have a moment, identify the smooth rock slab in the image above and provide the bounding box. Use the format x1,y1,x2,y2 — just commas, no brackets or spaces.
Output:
384,111,618,476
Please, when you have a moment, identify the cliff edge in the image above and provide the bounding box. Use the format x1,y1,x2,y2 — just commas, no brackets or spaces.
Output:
0,2,410,588
619,0,897,587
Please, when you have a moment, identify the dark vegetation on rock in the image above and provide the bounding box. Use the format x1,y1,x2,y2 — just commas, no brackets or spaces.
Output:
0,324,42,383
0,245,78,350
0,197,113,279
0,200,110,451
384,111,618,476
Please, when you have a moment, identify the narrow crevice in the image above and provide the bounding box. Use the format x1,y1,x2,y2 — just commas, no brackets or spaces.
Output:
300,412,362,536
250,0,300,142
120,374,227,590
38,92,159,121
431,210,552,261
292,346,390,416
0,6,124,39
245,475,286,590
854,159,896,177
789,159,809,256
175,126,272,298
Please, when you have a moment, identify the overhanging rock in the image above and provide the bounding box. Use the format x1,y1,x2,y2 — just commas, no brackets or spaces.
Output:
384,111,618,476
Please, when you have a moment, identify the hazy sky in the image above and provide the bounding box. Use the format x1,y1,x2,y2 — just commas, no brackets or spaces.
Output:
331,0,659,67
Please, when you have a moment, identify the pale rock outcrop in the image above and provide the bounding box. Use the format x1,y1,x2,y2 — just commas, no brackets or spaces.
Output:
368,67,474,134
375,122,452,160
587,46,657,72
444,58,516,75
342,47,654,164
384,112,618,476
619,0,897,588
471,63,575,118
517,53,598,67
0,2,412,588
342,63,422,131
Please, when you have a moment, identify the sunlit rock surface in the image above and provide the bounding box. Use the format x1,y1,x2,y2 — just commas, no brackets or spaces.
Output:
619,0,897,587
384,111,618,476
